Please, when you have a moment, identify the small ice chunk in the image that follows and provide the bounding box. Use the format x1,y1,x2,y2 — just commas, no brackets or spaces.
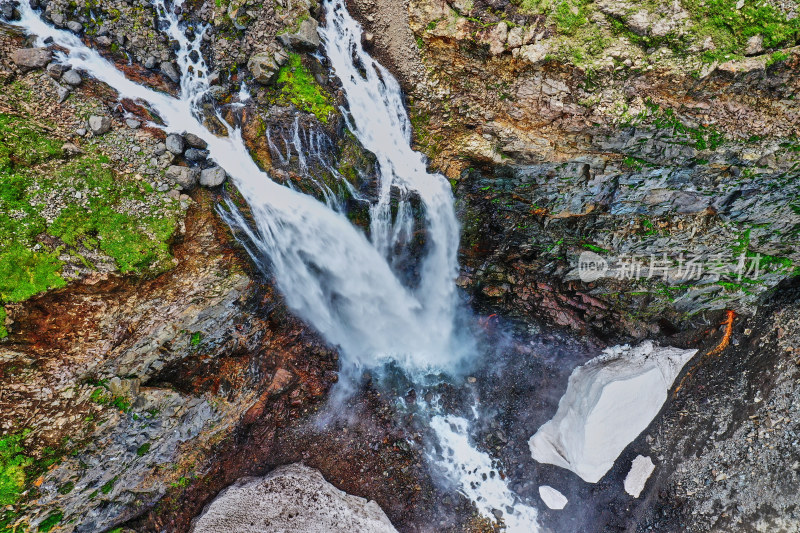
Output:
538,486,568,510
624,455,655,498
529,341,697,483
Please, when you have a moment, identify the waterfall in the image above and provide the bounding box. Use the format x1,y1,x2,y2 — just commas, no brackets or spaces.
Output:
11,1,538,530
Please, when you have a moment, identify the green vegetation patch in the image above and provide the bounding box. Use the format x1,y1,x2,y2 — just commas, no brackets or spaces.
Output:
275,53,334,124
37,511,62,533
47,156,180,275
683,0,800,61
0,432,32,508
0,111,183,327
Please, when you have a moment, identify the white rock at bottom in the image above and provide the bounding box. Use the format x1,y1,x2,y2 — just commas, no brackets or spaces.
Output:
191,463,398,533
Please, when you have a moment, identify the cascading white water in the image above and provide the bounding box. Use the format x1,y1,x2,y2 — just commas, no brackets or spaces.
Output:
320,1,461,323
12,1,538,529
16,0,466,373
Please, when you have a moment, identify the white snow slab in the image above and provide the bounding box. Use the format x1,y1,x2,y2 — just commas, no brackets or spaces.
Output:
538,486,568,510
529,341,697,483
624,455,656,498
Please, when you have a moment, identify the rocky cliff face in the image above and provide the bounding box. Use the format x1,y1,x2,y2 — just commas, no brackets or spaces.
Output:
352,0,800,341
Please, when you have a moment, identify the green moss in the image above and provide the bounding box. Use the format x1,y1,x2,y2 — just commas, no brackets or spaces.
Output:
136,443,151,457
0,307,6,339
684,0,800,61
553,0,588,34
0,115,61,171
0,432,32,508
0,110,183,314
90,386,131,413
100,476,117,495
190,331,202,346
38,511,62,532
275,54,334,124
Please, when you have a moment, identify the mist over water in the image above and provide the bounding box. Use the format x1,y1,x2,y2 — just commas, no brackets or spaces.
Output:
12,0,539,529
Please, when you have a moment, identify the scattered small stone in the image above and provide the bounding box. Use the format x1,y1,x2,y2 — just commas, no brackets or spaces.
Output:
126,119,141,129
165,133,185,155
61,142,83,156
88,115,112,135
76,128,87,137
61,69,82,86
200,166,227,187
144,56,157,69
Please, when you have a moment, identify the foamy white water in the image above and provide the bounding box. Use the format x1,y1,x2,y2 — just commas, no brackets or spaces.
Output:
430,416,540,532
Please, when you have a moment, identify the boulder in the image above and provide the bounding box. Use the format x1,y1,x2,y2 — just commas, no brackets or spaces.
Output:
160,61,180,84
88,115,112,135
165,165,200,188
200,166,227,187
11,47,52,70
247,52,281,84
61,69,82,86
165,133,185,155
183,133,208,149
66,20,83,33
192,464,398,533
278,18,320,51
125,119,141,129
184,148,208,163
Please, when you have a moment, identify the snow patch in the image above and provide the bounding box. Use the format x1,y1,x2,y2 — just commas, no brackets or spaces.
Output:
528,341,697,483
538,486,568,510
624,455,656,498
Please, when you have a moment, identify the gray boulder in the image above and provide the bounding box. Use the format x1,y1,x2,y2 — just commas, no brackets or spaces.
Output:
193,464,398,533
11,47,52,70
184,133,208,149
161,61,180,84
166,165,200,188
247,52,281,85
88,115,112,135
61,69,82,86
66,20,83,33
278,18,320,51
200,166,227,187
165,133,185,155
184,148,208,163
